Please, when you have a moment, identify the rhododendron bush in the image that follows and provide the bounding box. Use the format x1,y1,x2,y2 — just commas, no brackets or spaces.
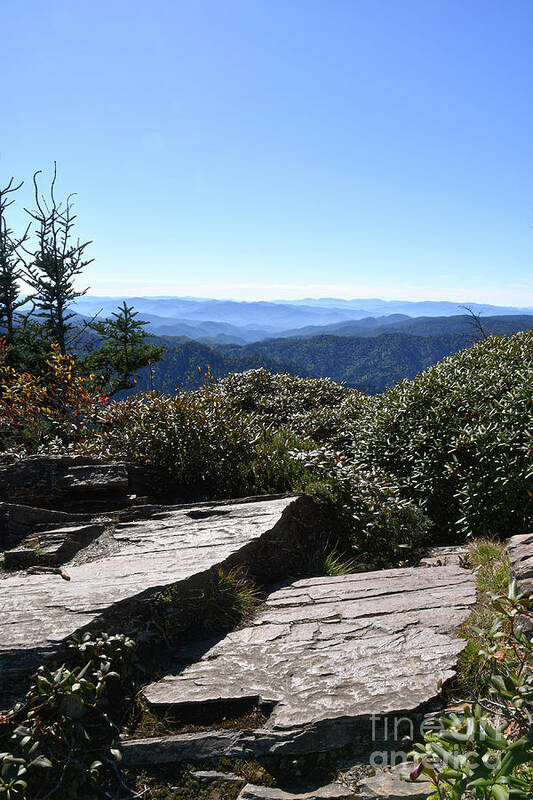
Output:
349,330,533,540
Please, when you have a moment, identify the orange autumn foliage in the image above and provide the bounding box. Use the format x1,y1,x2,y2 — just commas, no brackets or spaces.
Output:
0,340,108,450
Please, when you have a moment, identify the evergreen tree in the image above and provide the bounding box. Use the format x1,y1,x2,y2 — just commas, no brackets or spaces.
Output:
0,178,29,342
23,165,92,353
87,302,165,393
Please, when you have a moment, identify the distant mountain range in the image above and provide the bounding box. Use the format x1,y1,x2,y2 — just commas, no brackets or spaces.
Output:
275,313,533,340
268,297,533,316
72,296,533,395
73,296,533,345
127,319,533,396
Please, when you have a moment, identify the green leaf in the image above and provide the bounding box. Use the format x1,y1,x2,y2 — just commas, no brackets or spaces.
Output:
29,756,52,769
491,785,509,800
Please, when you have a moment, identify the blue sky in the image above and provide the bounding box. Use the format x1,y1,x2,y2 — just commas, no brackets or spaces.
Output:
3,0,532,304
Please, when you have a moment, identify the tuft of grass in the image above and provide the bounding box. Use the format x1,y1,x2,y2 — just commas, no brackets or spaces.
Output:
201,566,260,632
153,565,260,638
455,537,511,695
130,767,244,800
129,695,178,739
322,549,358,576
467,538,511,596
297,538,359,578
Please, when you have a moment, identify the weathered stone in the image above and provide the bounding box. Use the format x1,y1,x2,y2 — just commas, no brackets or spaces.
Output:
122,730,257,765
237,784,355,799
0,494,323,690
0,455,166,514
3,523,106,569
504,533,533,594
0,502,92,550
353,763,432,799
190,769,242,784
234,764,432,799
418,546,468,568
135,565,475,758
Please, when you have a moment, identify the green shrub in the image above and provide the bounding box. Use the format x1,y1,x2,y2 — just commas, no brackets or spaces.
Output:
81,377,430,567
410,582,533,799
85,390,262,499
204,368,348,423
350,331,533,540
153,566,259,639
202,368,357,445
84,388,319,502
293,447,430,569
0,633,137,800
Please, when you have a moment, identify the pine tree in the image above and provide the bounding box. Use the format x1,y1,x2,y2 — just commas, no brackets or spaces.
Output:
0,178,29,342
23,165,92,353
87,302,165,392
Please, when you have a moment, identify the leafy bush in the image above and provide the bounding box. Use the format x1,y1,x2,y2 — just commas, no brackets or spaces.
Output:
204,368,349,429
410,582,533,799
79,380,429,565
200,368,364,450
350,331,533,540
84,389,262,499
293,447,430,568
83,376,334,501
74,366,429,564
0,632,137,800
0,340,106,452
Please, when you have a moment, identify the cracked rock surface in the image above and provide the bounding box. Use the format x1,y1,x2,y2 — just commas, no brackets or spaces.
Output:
0,494,320,683
144,565,475,742
505,533,533,594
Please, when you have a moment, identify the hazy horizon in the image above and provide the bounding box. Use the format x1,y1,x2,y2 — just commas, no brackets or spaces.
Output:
73,290,533,310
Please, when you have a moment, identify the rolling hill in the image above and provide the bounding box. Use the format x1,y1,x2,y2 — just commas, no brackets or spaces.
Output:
129,331,476,395
217,332,470,393
276,313,533,339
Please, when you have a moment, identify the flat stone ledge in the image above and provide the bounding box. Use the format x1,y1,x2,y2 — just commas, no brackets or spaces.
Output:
235,764,433,799
134,565,475,758
144,565,475,730
3,523,106,569
122,730,262,765
418,546,468,568
353,763,432,799
0,494,323,689
0,455,167,514
190,769,242,784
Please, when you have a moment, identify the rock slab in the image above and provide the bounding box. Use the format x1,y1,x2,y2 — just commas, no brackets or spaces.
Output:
235,763,433,799
505,533,533,594
0,455,165,516
237,785,354,799
3,523,106,569
0,494,322,685
355,763,432,798
140,565,475,756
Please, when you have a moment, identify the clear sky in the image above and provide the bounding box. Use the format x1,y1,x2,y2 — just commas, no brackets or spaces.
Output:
3,0,532,304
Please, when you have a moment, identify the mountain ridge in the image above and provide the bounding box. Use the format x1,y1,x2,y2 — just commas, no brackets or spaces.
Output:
72,296,533,345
